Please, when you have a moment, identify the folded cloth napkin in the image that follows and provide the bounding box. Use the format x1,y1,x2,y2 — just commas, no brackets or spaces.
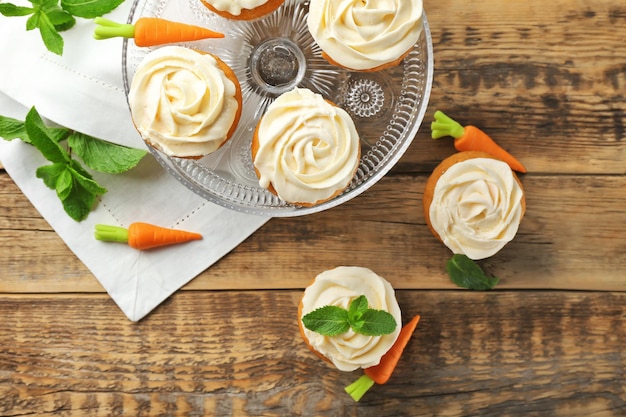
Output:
0,1,269,321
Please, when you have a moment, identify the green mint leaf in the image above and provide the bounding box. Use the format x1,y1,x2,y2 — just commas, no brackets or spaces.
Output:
68,165,107,196
0,113,69,143
61,0,125,19
0,3,34,16
49,127,71,143
350,309,397,336
302,305,350,336
26,9,64,55
68,158,93,179
25,9,40,30
68,132,147,174
348,295,369,323
36,162,101,221
61,182,96,221
34,156,107,222
446,254,500,290
60,166,107,221
55,167,73,200
35,163,67,189
46,7,75,31
31,0,59,7
35,12,64,55
0,114,28,142
24,107,69,163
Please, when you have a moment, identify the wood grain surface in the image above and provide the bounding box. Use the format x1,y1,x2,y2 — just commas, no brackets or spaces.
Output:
3,172,626,292
1,290,624,416
1,0,625,415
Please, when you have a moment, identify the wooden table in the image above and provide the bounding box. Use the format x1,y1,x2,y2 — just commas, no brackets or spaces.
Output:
1,0,625,415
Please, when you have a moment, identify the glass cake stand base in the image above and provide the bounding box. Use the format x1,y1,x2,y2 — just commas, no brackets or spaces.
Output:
123,0,433,216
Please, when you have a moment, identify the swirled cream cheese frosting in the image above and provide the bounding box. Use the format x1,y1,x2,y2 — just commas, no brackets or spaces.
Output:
300,266,402,372
129,46,240,158
252,88,360,206
307,0,424,71
427,154,525,260
202,0,269,15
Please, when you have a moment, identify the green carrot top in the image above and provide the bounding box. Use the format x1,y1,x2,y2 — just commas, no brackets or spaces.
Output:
431,110,465,140
93,17,135,41
94,224,130,243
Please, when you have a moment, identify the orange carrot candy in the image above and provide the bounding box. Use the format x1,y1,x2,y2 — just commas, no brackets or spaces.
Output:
431,110,527,173
93,17,224,47
94,222,202,250
345,314,421,401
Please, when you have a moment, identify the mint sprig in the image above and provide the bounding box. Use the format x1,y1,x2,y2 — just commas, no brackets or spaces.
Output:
0,0,124,55
446,254,500,290
302,295,397,337
67,131,147,174
1,107,147,221
301,305,350,336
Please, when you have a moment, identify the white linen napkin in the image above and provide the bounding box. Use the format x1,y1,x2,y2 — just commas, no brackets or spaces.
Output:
0,1,269,321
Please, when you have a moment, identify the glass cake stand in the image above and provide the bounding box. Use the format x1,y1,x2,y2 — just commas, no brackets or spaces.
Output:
122,0,433,216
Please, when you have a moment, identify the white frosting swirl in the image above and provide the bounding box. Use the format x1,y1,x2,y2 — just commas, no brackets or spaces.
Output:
254,88,360,205
429,158,524,260
203,0,269,15
300,266,401,372
307,0,424,70
129,46,239,158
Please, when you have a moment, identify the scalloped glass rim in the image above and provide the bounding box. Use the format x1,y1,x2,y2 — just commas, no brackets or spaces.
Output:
122,0,433,217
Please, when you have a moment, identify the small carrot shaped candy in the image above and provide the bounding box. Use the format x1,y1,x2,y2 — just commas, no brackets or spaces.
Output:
431,110,527,173
94,222,202,250
93,17,224,47
344,315,421,401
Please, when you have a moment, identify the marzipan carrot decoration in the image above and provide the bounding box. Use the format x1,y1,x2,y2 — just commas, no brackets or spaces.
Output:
93,17,224,47
94,222,202,250
431,110,527,173
345,314,421,401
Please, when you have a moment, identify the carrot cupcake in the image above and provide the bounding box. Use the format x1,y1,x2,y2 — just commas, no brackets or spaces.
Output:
307,0,424,71
298,266,401,372
128,46,242,159
423,151,526,260
200,0,285,20
252,87,361,206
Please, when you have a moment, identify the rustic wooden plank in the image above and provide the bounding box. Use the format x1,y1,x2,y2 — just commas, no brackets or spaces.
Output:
0,290,623,416
398,0,626,175
189,173,626,291
2,171,626,292
0,172,104,292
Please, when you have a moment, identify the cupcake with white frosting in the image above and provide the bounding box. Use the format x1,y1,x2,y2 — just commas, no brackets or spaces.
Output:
423,151,526,260
252,88,361,206
298,266,401,372
128,46,242,159
200,0,285,20
307,0,424,71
